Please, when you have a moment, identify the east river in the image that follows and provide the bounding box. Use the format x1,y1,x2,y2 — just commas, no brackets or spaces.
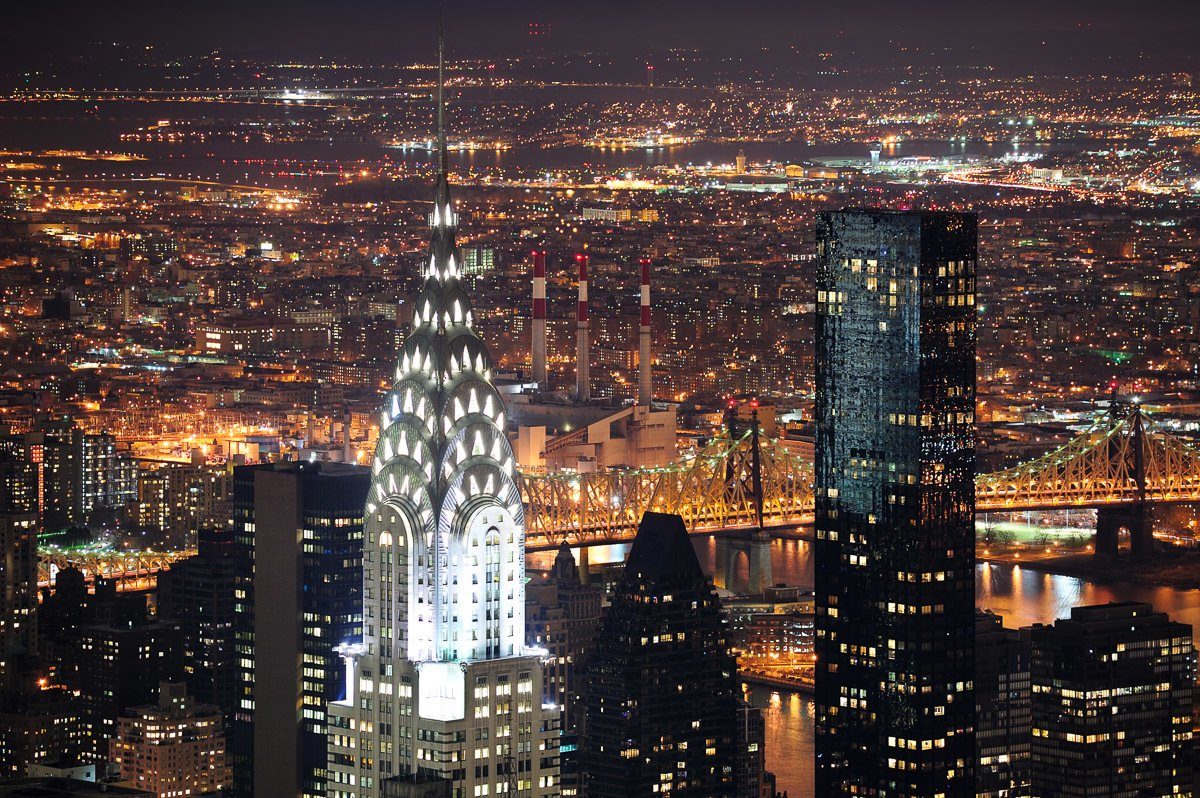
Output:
531,538,1200,798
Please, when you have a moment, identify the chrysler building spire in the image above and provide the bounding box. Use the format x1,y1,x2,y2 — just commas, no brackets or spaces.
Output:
328,31,561,798
437,18,447,179
361,27,524,662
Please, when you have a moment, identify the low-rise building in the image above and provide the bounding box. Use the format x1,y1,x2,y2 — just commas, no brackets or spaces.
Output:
109,682,230,798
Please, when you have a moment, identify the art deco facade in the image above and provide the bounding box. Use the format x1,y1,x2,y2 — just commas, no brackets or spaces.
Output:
814,210,977,797
326,43,560,798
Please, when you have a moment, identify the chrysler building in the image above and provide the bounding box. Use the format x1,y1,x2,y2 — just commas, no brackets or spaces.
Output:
327,31,561,798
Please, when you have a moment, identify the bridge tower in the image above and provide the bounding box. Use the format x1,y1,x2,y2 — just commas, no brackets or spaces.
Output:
1096,401,1155,557
713,404,772,594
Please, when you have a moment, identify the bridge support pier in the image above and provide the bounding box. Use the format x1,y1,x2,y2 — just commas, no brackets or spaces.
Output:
1096,504,1154,557
713,529,772,595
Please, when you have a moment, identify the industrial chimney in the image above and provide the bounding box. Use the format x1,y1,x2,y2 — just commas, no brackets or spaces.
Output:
575,253,590,402
638,258,652,406
532,249,547,389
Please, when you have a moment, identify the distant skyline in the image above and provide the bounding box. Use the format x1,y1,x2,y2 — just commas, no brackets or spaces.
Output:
5,0,1200,67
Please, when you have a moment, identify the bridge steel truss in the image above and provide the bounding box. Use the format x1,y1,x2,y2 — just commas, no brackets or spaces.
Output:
37,548,196,592
519,430,814,549
38,405,1200,580
523,404,1200,548
975,406,1200,511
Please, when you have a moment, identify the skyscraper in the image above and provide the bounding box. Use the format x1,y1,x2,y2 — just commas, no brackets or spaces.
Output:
734,703,769,798
158,527,237,722
975,611,1031,798
1,418,137,535
580,512,740,798
230,460,369,798
814,209,977,797
1030,602,1194,797
136,463,231,544
525,543,601,735
526,544,601,797
325,32,560,798
0,457,39,699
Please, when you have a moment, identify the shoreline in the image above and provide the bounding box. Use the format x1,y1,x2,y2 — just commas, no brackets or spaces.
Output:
979,551,1200,592
739,671,814,694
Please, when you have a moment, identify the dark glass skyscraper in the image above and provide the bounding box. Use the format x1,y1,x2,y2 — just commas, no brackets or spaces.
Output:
814,209,977,797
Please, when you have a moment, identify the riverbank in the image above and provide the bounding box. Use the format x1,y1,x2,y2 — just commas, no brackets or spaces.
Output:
739,670,814,693
980,548,1200,591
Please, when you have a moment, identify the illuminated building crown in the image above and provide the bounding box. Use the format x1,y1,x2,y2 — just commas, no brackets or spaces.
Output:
364,31,525,664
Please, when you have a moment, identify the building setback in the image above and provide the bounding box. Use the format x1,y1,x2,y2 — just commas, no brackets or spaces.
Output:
230,460,368,798
1030,602,1195,797
580,511,741,798
74,606,183,763
814,209,978,797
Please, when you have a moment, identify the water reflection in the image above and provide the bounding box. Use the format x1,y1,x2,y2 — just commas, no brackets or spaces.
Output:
743,684,814,798
529,540,1200,798
528,535,815,590
975,561,1200,646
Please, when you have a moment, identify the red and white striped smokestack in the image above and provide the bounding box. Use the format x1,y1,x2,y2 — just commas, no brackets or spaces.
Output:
638,258,652,406
532,250,547,389
575,253,590,402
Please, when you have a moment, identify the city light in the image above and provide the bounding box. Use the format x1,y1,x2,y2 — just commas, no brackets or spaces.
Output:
2,9,1198,798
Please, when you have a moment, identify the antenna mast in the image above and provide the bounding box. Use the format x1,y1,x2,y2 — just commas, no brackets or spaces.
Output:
437,18,447,176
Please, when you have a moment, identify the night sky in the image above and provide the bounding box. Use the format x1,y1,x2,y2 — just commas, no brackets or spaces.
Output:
5,0,1200,65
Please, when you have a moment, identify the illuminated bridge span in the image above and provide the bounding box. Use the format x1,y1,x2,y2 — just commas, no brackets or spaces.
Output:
520,429,813,551
523,404,1200,553
975,405,1200,511
37,548,196,593
38,405,1200,589
975,404,1200,556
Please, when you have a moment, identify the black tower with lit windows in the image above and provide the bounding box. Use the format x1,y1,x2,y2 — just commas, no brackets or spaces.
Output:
814,209,978,797
230,461,369,798
580,512,740,798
